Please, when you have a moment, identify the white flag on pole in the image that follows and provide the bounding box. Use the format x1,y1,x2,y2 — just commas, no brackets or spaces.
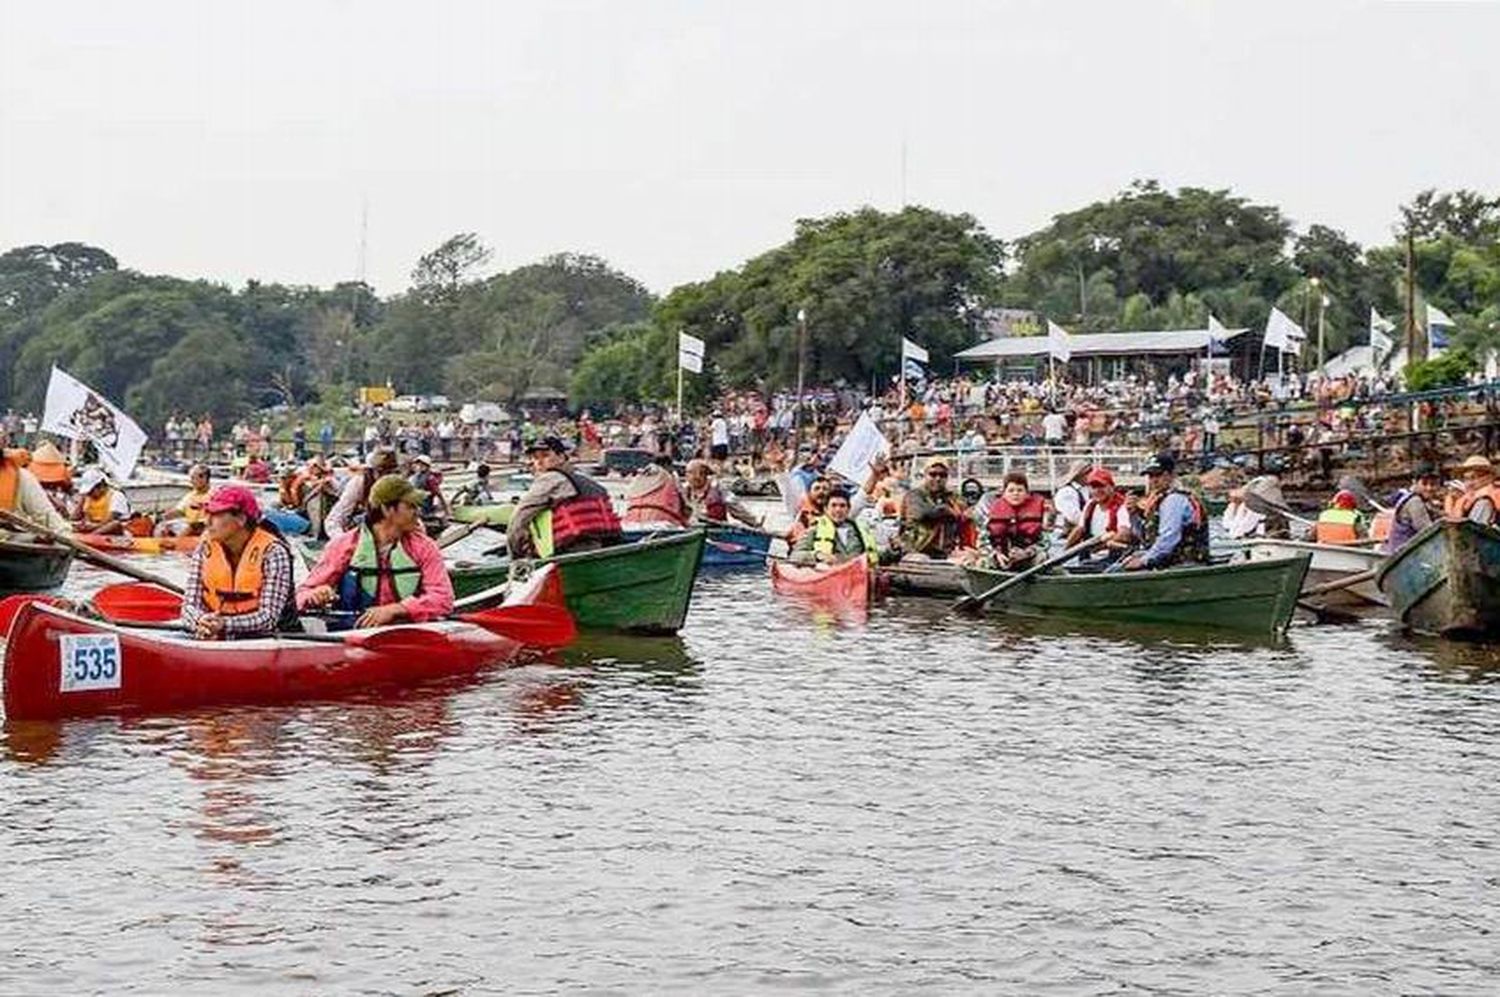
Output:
1263,307,1306,354
827,411,890,485
1369,307,1395,359
1426,303,1455,352
1207,314,1229,349
1047,320,1073,363
40,366,148,480
678,330,705,373
901,337,929,365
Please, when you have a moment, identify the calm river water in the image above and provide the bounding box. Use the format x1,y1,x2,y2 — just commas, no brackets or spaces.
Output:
3,566,1499,994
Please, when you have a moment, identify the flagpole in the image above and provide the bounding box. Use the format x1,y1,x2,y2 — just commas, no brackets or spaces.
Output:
676,360,684,425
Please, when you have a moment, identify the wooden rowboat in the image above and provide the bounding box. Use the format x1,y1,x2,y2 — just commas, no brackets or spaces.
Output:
1240,538,1387,609
451,529,705,635
702,526,772,569
0,538,74,593
878,557,967,597
961,553,1311,636
1375,520,1500,638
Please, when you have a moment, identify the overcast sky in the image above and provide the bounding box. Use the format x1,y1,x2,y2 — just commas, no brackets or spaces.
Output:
2,1,1496,295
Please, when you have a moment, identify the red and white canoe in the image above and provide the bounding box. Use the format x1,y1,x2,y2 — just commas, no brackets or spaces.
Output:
770,557,871,610
2,566,566,722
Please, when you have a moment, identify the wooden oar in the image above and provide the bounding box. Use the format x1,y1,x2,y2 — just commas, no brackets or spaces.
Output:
1242,492,1318,527
435,520,483,550
1301,567,1380,598
952,535,1109,614
86,580,575,648
0,509,185,594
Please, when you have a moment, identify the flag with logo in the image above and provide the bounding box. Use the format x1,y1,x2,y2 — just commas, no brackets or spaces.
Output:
678,330,705,374
1427,303,1455,353
1263,307,1306,354
1369,307,1395,361
40,366,149,480
1207,314,1230,354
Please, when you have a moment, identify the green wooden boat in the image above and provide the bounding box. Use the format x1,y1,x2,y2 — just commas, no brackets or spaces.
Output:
1376,519,1500,638
961,553,1311,636
451,530,705,635
450,503,513,527
879,558,968,597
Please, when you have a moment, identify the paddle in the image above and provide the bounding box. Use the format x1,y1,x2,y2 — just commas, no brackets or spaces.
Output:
87,580,575,648
952,535,1109,614
1300,566,1380,598
0,509,186,594
435,520,483,550
1242,491,1318,528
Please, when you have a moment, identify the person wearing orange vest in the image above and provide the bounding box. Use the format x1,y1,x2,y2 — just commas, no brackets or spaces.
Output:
1447,455,1500,526
180,486,297,640
1314,490,1367,544
983,472,1049,570
622,456,690,527
155,463,213,537
74,467,131,535
0,443,72,534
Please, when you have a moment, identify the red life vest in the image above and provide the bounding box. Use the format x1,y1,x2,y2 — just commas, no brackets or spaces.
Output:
550,468,622,552
699,485,727,523
1080,492,1128,536
986,493,1046,550
622,474,688,526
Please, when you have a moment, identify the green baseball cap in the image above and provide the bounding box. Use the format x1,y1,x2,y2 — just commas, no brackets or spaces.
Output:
369,474,427,509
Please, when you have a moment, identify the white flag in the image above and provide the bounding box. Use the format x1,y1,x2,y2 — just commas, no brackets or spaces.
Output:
40,366,148,480
901,337,929,365
678,330,705,373
1427,303,1455,352
1263,307,1306,354
1369,308,1395,359
827,411,890,484
1047,319,1073,363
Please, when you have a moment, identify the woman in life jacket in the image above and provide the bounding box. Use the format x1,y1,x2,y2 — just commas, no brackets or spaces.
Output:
983,472,1048,570
180,486,299,640
296,474,456,629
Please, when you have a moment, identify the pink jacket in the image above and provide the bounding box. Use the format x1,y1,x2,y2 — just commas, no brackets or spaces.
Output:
295,527,455,622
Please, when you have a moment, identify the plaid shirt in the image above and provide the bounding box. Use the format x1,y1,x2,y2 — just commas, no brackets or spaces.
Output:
180,537,295,637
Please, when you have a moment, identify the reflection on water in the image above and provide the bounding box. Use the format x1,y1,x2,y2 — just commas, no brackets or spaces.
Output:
3,570,1499,993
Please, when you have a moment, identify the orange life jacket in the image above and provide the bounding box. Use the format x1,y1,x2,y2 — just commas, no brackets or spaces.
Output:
81,489,117,526
200,527,282,617
0,455,19,512
1457,484,1500,521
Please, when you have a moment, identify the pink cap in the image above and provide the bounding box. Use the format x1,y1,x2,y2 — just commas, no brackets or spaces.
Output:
204,485,261,519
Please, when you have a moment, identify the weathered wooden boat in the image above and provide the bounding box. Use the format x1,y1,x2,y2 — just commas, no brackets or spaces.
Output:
1375,520,1500,638
770,557,871,611
1240,538,1387,609
878,557,967,597
450,529,705,635
0,538,74,593
703,526,772,569
961,553,1311,636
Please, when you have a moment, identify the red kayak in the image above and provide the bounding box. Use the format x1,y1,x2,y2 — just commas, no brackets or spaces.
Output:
2,563,569,722
770,557,871,610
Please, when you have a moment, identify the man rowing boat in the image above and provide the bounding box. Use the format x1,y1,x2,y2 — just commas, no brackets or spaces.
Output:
297,474,455,628
508,435,622,559
180,486,297,640
1119,453,1208,571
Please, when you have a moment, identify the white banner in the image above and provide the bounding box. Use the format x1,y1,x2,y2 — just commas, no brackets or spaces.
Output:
901,337,929,364
679,330,705,359
827,411,890,485
1047,319,1073,363
1263,307,1306,354
1370,307,1395,360
678,347,703,374
40,366,148,480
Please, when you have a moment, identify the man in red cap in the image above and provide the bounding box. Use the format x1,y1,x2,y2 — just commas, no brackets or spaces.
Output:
1065,466,1136,564
181,486,297,640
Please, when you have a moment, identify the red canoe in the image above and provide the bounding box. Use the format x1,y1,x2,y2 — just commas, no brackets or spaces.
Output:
2,563,569,722
770,557,871,610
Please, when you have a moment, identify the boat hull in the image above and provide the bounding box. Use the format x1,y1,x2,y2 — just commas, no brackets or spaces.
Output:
2,603,524,721
961,553,1311,635
703,527,772,569
1242,539,1387,608
451,504,513,527
452,530,705,635
0,540,73,593
879,557,967,597
1376,520,1500,638
771,557,871,610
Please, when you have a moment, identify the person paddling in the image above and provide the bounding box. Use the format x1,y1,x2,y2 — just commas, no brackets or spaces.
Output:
683,458,763,528
1381,463,1441,554
790,488,877,565
1065,467,1134,565
74,467,131,536
155,463,212,537
180,486,297,640
297,475,455,628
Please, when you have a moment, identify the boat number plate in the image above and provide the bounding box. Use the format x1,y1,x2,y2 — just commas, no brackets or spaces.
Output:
59,634,123,692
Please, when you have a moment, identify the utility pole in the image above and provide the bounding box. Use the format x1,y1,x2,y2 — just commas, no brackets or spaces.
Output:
1406,224,1419,433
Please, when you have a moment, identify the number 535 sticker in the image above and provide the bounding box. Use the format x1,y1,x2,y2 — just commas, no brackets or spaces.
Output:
59,634,123,692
